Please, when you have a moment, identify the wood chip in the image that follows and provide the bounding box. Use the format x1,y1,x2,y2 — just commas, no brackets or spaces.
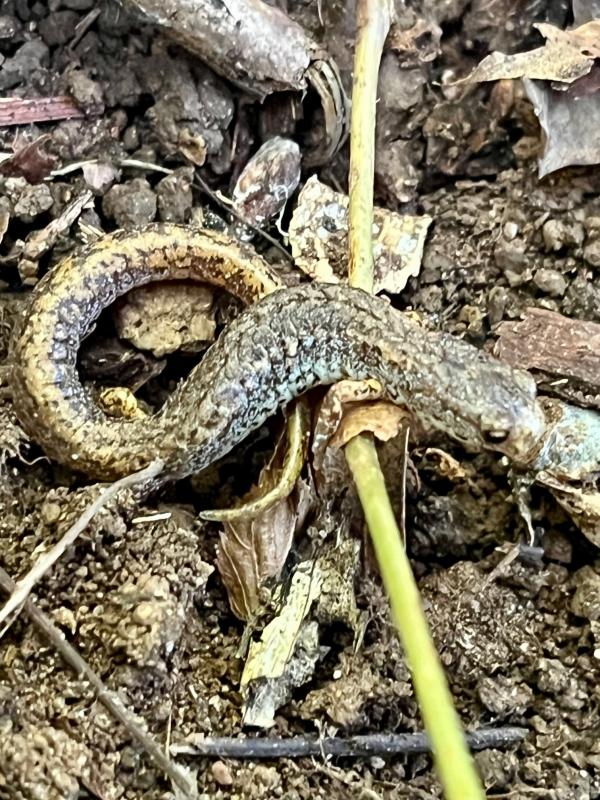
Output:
494,308,600,398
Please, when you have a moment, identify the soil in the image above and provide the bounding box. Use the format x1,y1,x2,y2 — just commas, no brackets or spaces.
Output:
0,1,599,799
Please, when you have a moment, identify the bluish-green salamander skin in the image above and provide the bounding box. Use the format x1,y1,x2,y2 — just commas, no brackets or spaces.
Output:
11,224,547,487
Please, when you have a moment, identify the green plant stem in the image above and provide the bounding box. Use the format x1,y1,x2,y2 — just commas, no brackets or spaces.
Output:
344,1,486,798
346,437,485,799
348,0,392,291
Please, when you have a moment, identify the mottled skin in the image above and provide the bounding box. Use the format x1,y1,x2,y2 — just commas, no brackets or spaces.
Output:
12,223,547,487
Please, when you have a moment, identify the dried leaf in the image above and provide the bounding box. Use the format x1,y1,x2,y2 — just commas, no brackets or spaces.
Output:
312,379,384,478
289,176,431,295
457,21,600,85
523,73,600,176
241,560,322,727
0,135,56,183
539,476,600,548
241,563,321,686
215,416,313,620
329,401,407,449
242,620,320,728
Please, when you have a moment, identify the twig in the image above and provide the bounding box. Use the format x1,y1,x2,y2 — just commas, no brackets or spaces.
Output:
0,459,164,635
343,1,486,798
0,565,197,799
171,726,528,759
0,96,84,127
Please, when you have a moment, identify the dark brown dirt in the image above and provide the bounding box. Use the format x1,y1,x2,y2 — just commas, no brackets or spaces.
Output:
0,1,599,799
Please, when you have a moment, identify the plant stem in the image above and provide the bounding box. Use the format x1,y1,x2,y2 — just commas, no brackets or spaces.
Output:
344,1,486,798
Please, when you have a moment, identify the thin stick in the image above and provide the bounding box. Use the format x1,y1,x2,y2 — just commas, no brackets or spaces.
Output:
0,565,197,799
344,1,486,798
171,727,528,759
0,459,164,635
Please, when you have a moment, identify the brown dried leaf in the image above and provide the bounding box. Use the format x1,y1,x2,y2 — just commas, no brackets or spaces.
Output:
538,475,600,548
0,135,56,183
457,21,600,85
216,491,299,620
289,176,431,295
216,428,313,620
312,379,384,478
329,402,407,449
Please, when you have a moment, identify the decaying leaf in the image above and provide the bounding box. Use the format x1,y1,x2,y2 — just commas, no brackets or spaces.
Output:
457,20,600,175
457,21,600,85
0,135,56,183
241,533,363,727
241,562,322,727
329,402,407,450
289,176,431,295
538,476,600,548
523,74,600,176
312,379,408,481
216,487,306,621
215,415,313,621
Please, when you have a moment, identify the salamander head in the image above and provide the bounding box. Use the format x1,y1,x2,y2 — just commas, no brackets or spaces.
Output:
445,367,547,466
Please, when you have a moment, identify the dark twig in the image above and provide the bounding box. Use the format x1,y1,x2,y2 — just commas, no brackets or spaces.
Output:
171,727,529,760
0,565,198,799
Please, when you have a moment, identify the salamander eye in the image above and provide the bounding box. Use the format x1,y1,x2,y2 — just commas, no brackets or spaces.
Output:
483,429,510,445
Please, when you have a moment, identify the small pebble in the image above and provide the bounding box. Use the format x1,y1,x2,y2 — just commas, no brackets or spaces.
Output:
533,267,567,297
211,761,234,786
102,178,157,228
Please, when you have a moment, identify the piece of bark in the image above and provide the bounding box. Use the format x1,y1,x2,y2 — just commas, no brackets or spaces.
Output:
0,96,84,126
121,1,348,165
123,0,318,98
494,308,600,406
